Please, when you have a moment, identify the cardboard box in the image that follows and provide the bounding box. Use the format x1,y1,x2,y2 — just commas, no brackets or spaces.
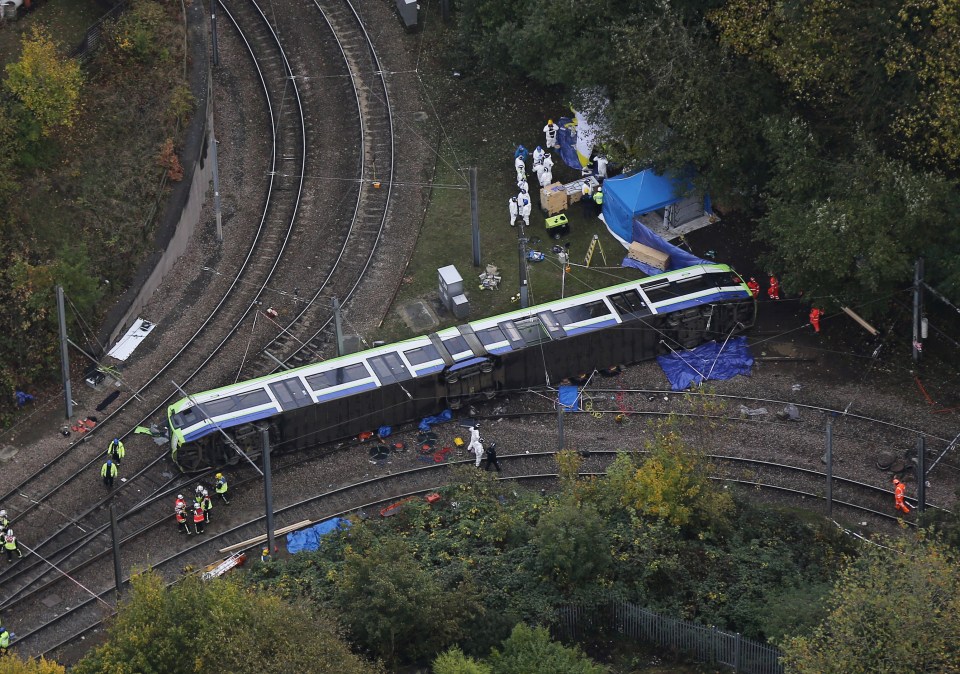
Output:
627,242,670,271
540,182,567,215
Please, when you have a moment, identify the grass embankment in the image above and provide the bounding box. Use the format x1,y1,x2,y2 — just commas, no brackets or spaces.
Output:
377,19,635,343
0,0,190,419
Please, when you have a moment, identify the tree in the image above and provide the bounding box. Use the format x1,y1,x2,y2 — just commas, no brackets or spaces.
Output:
884,0,960,168
433,647,493,674
589,6,774,202
72,571,379,674
334,534,477,664
487,624,606,674
0,657,65,674
617,423,733,530
4,27,83,136
757,117,960,304
781,533,960,673
532,497,611,592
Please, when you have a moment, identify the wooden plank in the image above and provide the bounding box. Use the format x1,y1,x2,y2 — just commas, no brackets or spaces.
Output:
218,519,312,554
841,306,879,336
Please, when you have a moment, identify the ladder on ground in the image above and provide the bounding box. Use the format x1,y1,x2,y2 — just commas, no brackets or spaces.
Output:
584,235,606,268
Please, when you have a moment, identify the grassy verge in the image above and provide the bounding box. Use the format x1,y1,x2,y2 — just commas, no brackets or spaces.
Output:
375,16,639,343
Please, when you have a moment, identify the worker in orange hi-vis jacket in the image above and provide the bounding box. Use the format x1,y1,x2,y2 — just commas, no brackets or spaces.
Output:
893,478,910,514
767,274,781,300
809,307,824,333
747,277,760,298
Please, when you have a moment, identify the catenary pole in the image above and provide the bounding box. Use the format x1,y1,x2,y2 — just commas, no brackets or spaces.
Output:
333,297,345,357
469,167,480,267
913,258,924,363
825,416,833,517
110,503,123,598
917,435,926,513
56,286,73,419
261,428,275,560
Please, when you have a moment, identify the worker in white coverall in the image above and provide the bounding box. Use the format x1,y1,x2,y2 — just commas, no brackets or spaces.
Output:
538,166,553,188
517,177,529,194
543,153,554,171
593,153,608,180
508,197,519,227
543,120,559,149
514,154,525,176
468,424,484,467
520,197,532,227
532,145,545,167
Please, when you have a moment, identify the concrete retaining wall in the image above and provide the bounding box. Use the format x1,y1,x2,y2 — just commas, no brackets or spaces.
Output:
96,0,212,353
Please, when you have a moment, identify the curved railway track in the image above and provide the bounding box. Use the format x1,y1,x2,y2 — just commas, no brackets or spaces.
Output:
8,447,933,659
249,0,396,374
0,0,397,652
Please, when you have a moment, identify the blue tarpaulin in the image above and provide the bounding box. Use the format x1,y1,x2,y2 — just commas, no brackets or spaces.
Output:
286,517,351,554
419,409,453,432
656,337,754,391
558,385,581,411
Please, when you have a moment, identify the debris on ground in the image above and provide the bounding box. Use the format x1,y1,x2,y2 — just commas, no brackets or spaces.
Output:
739,405,768,418
776,404,800,421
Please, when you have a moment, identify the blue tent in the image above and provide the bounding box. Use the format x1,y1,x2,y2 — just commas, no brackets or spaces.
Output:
602,169,684,243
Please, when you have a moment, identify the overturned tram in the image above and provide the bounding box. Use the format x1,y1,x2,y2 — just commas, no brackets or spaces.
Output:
168,264,756,471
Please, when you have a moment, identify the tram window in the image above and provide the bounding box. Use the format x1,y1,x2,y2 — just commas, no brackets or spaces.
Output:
513,316,550,346
202,389,272,418
443,335,469,355
306,363,368,390
368,353,412,384
476,326,507,346
561,300,610,323
404,344,440,365
643,274,717,303
609,290,650,317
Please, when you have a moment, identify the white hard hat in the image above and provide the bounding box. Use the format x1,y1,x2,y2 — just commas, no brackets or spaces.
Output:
6,529,11,536
0,510,6,517
177,495,183,500
202,489,209,496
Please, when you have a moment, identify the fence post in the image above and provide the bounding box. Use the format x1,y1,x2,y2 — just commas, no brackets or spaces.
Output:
734,632,742,673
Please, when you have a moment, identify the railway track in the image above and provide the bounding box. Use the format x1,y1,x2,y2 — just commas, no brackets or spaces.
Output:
247,0,396,374
10,446,932,660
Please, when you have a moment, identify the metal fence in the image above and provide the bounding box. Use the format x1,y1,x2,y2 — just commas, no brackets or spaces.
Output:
556,601,784,674
69,0,129,63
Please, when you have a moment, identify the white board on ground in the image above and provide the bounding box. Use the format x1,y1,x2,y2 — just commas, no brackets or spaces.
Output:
106,318,156,361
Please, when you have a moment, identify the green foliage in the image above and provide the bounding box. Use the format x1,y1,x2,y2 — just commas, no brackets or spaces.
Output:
433,646,493,674
781,532,960,673
757,118,960,304
72,571,379,674
167,82,194,128
250,466,852,662
334,533,478,664
884,0,960,166
532,497,611,592
0,656,66,674
631,422,733,531
107,0,175,66
487,624,607,674
4,26,83,137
